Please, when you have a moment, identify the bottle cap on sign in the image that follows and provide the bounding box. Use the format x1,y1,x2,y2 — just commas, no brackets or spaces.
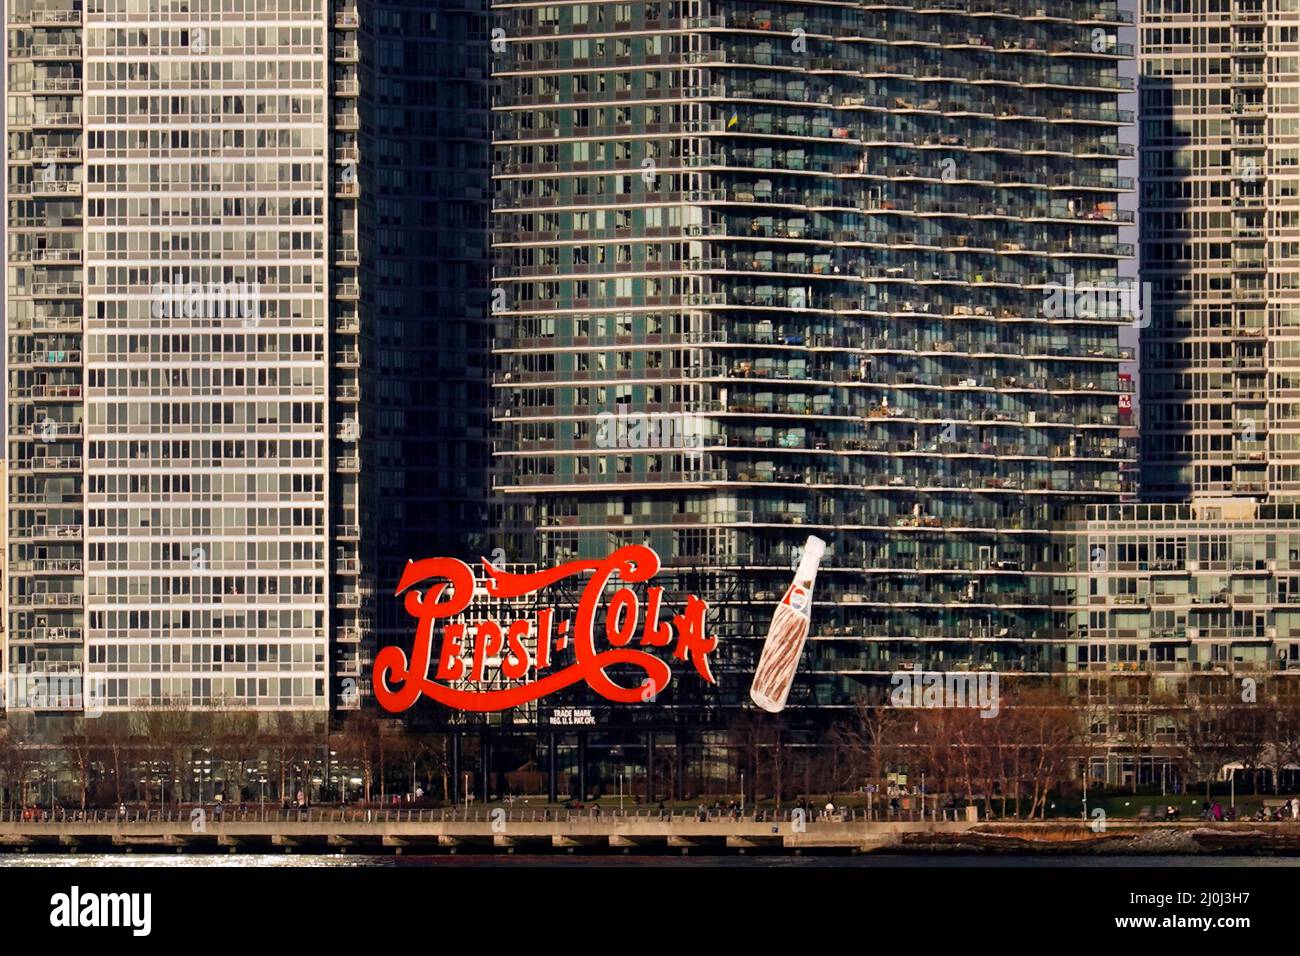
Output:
794,535,826,584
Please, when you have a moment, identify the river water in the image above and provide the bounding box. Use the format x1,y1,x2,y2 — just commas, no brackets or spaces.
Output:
2,853,1298,867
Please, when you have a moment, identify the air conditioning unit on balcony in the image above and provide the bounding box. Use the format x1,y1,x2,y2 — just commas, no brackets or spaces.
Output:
1187,628,1200,639
1187,560,1200,572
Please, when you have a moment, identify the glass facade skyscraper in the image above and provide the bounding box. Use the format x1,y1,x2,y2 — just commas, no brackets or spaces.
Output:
3,0,491,723
491,0,1136,726
359,0,492,706
6,0,342,716
1139,0,1297,501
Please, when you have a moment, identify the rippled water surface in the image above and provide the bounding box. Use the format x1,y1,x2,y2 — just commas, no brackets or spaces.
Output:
3,853,1298,867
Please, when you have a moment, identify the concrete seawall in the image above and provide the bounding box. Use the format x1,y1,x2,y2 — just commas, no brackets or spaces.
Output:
2,811,1299,855
0,810,967,854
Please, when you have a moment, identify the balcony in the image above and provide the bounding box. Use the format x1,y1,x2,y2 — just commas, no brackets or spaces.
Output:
29,179,81,198
29,247,81,263
29,44,81,59
26,558,84,573
17,455,82,472
20,383,82,400
33,112,81,128
15,524,82,541
25,626,82,642
9,591,82,608
30,8,82,26
30,146,80,165
32,76,81,94
15,348,81,366
29,281,82,298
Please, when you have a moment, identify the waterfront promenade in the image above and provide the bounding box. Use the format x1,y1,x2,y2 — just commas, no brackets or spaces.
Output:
1,808,1298,855
0,807,943,854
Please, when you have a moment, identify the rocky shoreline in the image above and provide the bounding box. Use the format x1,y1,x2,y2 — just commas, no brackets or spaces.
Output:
895,822,1300,854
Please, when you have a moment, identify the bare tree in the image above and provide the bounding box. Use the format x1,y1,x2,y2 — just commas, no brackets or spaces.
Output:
336,711,382,804
1009,684,1082,819
61,722,94,810
409,733,450,802
902,682,1080,820
0,726,34,809
1271,684,1300,792
267,713,323,806
210,703,261,803
1178,679,1238,800
131,696,195,805
86,716,126,806
830,698,908,793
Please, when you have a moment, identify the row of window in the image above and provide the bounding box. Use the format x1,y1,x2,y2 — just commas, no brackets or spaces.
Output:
87,677,324,709
87,505,325,531
86,437,324,466
87,574,326,597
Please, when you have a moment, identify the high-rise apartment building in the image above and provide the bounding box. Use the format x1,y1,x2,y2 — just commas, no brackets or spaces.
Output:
1139,0,1299,500
358,0,492,705
491,0,1136,741
4,0,351,716
5,0,490,723
1060,497,1300,787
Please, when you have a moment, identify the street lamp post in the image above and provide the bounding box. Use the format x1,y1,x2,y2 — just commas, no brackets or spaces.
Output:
463,772,469,813
740,770,745,812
